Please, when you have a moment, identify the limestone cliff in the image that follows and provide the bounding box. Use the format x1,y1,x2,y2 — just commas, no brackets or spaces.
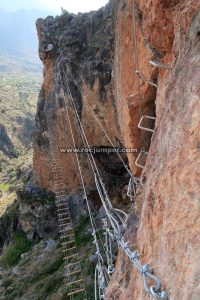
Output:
105,0,200,299
33,0,200,299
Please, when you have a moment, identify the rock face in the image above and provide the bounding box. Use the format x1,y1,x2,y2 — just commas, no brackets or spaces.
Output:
33,0,200,299
105,0,200,299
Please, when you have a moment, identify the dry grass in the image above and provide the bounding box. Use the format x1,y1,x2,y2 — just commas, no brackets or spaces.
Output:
0,192,17,217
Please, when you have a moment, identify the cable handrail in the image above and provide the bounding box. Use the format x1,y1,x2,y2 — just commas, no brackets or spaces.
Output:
58,61,168,299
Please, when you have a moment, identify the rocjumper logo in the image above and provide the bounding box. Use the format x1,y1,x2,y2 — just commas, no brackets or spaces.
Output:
59,147,145,154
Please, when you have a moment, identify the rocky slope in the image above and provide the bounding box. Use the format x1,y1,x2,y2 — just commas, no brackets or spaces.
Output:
0,72,41,162
32,0,200,299
0,187,97,300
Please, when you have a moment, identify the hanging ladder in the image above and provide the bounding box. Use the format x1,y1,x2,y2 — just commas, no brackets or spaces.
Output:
47,117,87,300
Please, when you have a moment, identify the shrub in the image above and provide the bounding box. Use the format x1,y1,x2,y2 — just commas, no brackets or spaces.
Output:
74,216,92,248
0,182,10,192
1,232,32,267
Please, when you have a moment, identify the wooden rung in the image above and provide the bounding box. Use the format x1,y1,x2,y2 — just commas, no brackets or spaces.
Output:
63,253,78,260
56,194,67,198
59,222,72,227
56,192,66,196
56,200,67,205
59,228,73,234
62,246,76,252
51,163,61,173
61,234,74,239
56,195,67,199
56,197,66,201
67,288,85,296
66,279,83,286
61,240,75,246
54,182,65,188
64,261,80,269
65,269,82,277
58,214,70,219
57,208,69,213
57,210,69,215
56,203,68,207
55,185,65,189
56,203,69,212
55,192,66,196
55,188,66,192
56,195,68,204
58,217,71,222
57,212,70,216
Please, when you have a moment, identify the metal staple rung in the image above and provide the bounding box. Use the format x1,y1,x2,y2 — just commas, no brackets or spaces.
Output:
150,60,172,70
136,70,158,88
67,289,85,296
135,151,148,169
138,115,156,133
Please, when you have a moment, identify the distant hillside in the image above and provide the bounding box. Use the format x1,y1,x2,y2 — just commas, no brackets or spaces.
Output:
0,9,52,73
0,72,42,162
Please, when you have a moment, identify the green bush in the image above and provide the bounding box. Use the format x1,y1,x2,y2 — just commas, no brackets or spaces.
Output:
1,232,32,267
29,254,63,283
74,216,92,248
2,202,19,229
0,182,10,192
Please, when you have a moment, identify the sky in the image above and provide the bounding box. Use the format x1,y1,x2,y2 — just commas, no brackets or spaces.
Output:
0,0,109,14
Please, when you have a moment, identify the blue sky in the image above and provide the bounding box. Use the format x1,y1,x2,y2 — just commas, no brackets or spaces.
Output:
0,0,109,13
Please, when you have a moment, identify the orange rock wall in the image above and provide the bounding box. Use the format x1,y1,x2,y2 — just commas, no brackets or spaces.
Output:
105,0,200,299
